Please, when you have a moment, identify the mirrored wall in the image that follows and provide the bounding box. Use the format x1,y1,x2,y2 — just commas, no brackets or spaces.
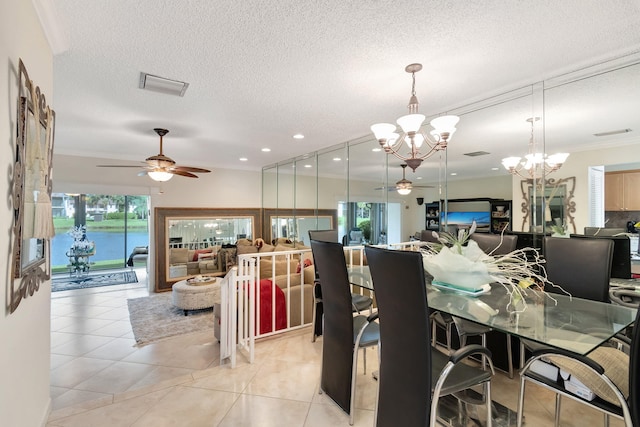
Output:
262,53,640,247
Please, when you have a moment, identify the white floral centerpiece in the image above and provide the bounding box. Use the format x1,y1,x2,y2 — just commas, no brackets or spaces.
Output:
67,225,95,274
421,222,568,313
68,225,95,255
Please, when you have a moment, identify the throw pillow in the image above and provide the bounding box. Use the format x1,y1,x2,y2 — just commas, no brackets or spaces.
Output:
296,258,312,273
169,248,188,265
259,243,275,253
237,244,258,256
192,248,212,261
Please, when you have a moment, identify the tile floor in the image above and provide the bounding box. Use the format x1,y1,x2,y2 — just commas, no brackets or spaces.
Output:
47,269,624,426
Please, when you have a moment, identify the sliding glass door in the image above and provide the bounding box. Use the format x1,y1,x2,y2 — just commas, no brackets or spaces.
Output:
51,193,149,273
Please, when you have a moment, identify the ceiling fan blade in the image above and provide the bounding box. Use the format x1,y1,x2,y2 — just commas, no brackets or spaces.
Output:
171,170,198,178
172,165,211,173
137,170,148,177
97,165,144,168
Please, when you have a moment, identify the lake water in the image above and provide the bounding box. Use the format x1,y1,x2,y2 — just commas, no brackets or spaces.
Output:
51,231,149,267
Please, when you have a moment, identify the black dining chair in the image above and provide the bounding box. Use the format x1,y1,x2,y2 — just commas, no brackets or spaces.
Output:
542,236,614,302
518,304,640,427
310,240,379,425
365,245,494,427
517,236,618,426
432,233,518,378
308,229,373,342
519,236,615,367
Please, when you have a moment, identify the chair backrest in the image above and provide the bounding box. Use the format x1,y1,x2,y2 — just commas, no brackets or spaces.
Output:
420,229,439,243
365,246,431,427
308,229,338,243
470,233,518,256
629,308,640,425
584,227,626,236
310,240,356,412
543,236,613,302
309,230,338,280
349,228,363,243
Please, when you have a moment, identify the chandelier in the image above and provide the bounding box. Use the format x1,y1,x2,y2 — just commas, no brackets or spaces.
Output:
502,117,569,179
371,63,459,172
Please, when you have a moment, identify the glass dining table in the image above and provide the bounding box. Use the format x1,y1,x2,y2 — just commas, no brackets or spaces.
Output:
348,265,637,357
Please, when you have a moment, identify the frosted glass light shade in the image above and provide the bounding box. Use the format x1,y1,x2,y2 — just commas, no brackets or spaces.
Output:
546,152,569,166
430,115,460,133
502,157,521,169
371,123,397,140
525,153,545,165
386,133,400,147
148,170,174,182
397,187,412,195
405,133,425,148
397,113,426,133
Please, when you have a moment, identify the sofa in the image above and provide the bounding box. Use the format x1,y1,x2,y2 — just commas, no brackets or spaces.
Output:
169,247,214,277
236,238,316,327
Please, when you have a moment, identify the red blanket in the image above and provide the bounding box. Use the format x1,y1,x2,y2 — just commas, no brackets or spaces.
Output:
255,279,287,334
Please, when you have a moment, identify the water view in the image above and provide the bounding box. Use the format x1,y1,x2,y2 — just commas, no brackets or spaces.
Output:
51,231,148,268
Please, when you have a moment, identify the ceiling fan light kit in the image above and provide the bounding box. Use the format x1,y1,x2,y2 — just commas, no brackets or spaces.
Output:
97,128,211,182
396,164,413,195
371,63,459,172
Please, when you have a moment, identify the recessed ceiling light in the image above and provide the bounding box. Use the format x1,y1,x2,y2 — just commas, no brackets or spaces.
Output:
304,164,312,168
491,167,499,171
239,157,248,161
293,134,305,139
261,148,271,152
372,148,381,152
416,176,423,180
450,172,457,176
333,157,341,161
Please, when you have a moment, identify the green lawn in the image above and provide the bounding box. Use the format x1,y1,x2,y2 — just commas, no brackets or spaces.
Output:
52,258,128,274
54,217,148,233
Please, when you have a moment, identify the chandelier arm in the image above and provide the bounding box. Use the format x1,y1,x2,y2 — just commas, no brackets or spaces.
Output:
415,143,445,160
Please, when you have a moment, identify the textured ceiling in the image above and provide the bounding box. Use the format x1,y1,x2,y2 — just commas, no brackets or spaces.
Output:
49,0,640,182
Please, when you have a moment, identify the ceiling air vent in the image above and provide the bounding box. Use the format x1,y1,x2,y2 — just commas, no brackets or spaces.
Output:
463,151,490,157
593,129,632,137
139,72,189,97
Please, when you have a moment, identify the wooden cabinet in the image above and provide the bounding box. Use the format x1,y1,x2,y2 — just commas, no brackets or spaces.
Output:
605,171,640,211
624,172,640,210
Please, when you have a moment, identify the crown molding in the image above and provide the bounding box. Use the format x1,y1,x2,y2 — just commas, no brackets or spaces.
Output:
31,0,69,55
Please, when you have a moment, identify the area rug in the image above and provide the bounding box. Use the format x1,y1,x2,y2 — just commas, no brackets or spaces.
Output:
127,292,214,346
52,271,138,292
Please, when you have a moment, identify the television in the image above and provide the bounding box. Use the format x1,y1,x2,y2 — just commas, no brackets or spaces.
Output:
441,211,491,232
570,234,631,279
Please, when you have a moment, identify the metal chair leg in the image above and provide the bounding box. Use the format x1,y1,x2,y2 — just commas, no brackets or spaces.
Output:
554,393,561,427
507,334,514,379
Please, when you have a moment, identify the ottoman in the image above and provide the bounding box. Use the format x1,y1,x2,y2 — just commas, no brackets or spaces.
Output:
172,278,220,316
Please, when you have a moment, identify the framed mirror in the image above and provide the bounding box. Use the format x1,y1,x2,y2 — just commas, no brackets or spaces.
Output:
262,209,337,245
155,208,262,291
520,177,576,235
10,60,56,313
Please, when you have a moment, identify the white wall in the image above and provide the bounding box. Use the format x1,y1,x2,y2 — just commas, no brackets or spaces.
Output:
0,0,54,425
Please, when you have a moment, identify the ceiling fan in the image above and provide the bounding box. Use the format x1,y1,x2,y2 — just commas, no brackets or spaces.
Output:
374,164,434,194
97,128,211,181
